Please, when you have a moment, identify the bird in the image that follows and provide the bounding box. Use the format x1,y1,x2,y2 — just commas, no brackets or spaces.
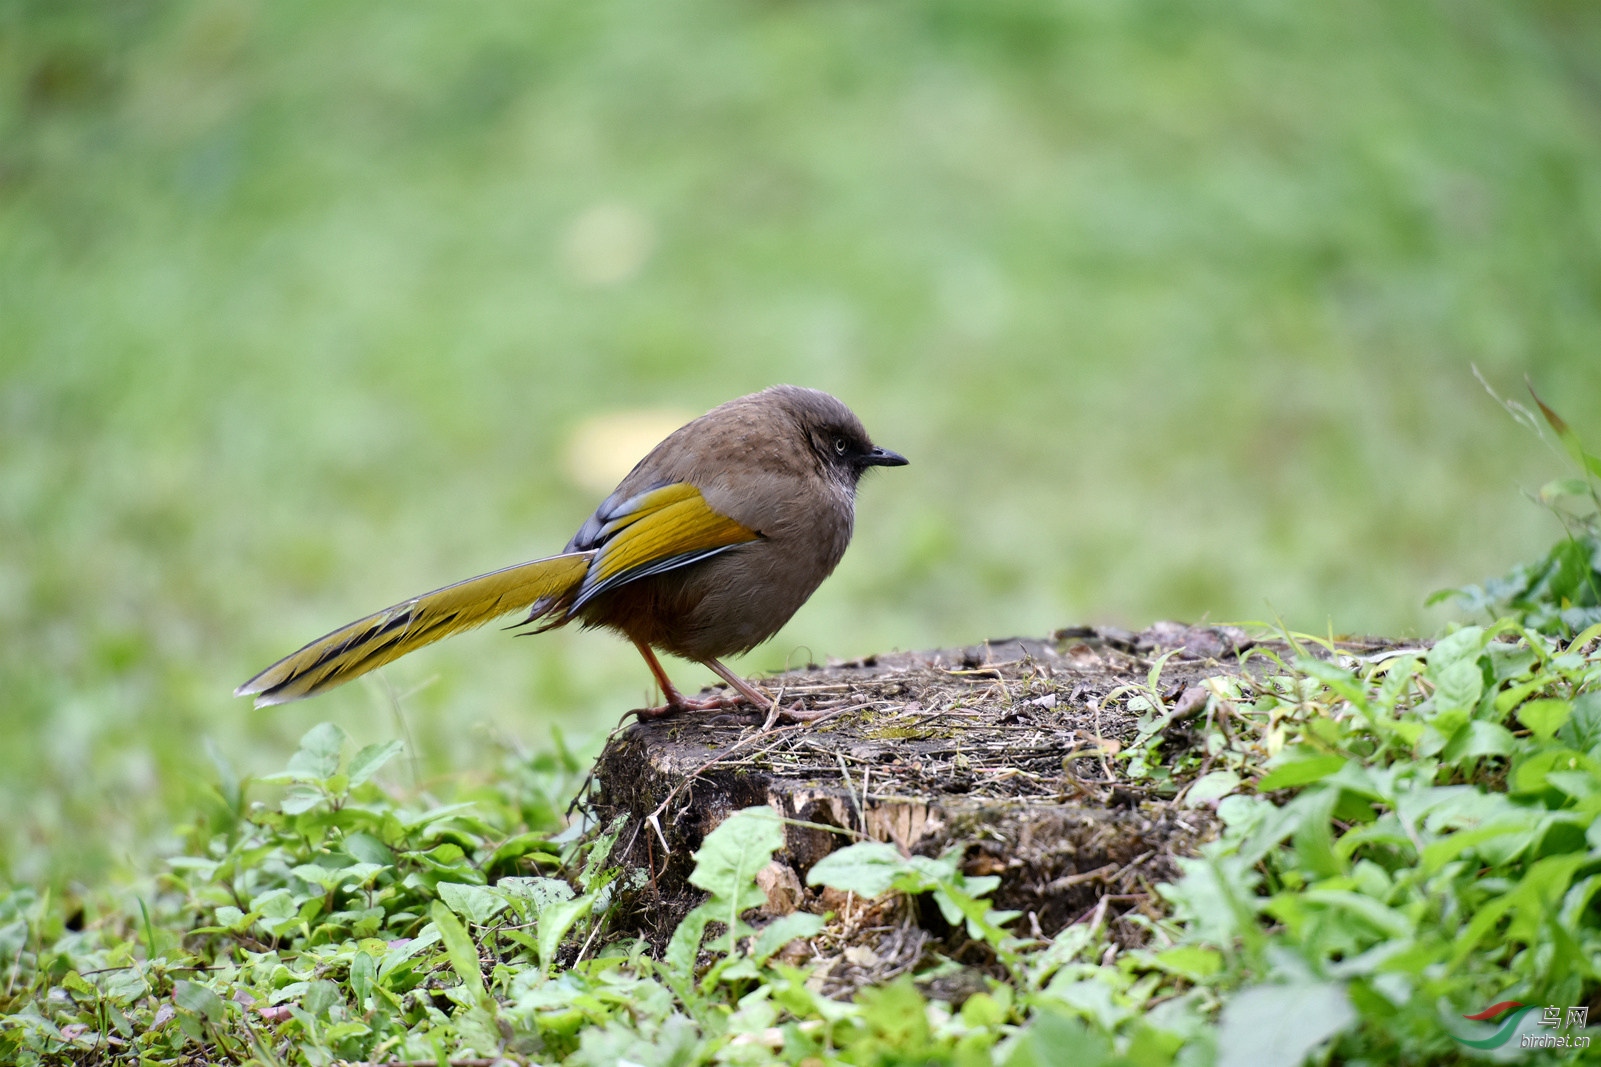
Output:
235,385,906,724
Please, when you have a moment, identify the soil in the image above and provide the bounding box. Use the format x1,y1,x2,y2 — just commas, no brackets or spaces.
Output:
581,622,1402,994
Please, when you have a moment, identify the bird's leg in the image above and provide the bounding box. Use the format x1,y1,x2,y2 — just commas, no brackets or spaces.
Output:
701,658,835,728
628,641,829,725
630,640,743,718
699,658,775,708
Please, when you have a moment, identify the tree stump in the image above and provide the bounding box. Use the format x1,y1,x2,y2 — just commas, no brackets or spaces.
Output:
586,624,1395,988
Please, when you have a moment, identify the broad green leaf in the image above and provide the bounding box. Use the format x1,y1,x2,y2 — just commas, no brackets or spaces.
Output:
280,785,325,815
663,807,790,981
1560,873,1601,929
378,925,440,978
1451,852,1590,964
429,900,486,1002
1429,657,1484,717
1216,982,1355,1067
174,979,226,1023
1559,691,1601,753
487,831,558,871
1517,698,1572,742
1184,770,1241,806
1152,945,1223,980
689,807,786,904
1422,822,1538,874
1257,752,1346,792
664,906,711,996
94,968,150,1005
1291,786,1344,880
344,831,394,866
1511,748,1591,794
806,841,906,897
751,912,825,964
536,895,592,975
1040,975,1121,1031
287,721,346,779
1495,679,1547,715
348,739,404,787
1004,1006,1109,1067
1429,625,1486,665
497,876,575,918
349,949,377,1005
437,881,507,926
303,979,341,1017
1441,720,1516,762
291,863,347,891
1157,854,1260,946
1300,889,1412,938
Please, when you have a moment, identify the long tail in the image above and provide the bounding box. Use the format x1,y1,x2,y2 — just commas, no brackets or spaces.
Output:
235,552,593,707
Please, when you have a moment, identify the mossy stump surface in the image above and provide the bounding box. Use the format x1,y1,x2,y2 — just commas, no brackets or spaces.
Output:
587,624,1399,990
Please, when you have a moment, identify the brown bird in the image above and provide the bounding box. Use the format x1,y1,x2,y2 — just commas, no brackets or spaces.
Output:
236,385,906,723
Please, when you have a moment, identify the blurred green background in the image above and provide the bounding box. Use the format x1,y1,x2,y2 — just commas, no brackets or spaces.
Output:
4,0,1600,884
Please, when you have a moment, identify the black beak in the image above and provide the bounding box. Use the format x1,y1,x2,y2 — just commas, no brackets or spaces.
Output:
862,445,908,468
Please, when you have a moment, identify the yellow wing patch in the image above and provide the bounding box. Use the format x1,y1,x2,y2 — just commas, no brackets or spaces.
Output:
579,482,759,602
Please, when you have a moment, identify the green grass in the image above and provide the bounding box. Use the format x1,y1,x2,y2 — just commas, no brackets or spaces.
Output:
4,0,1601,885
4,621,1599,1064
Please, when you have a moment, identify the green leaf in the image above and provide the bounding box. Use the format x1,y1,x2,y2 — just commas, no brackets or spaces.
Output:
689,807,786,903
437,881,507,926
348,739,404,787
94,968,150,1005
174,979,226,1023
486,831,557,872
344,831,395,866
1441,720,1516,762
662,807,790,989
1291,785,1344,880
429,900,486,1002
806,841,907,897
664,906,711,996
536,895,592,976
1184,770,1242,806
1429,655,1485,717
304,979,341,1017
1299,889,1413,938
290,863,346,891
1216,982,1355,1067
1559,691,1601,753
751,912,825,964
1005,1006,1109,1067
1517,698,1572,742
61,970,95,997
1152,945,1223,980
1422,822,1538,875
497,876,575,918
1257,752,1346,792
1511,747,1592,794
280,785,325,815
288,722,346,779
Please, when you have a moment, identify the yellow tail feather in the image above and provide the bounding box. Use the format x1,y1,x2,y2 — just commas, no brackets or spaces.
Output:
235,552,593,707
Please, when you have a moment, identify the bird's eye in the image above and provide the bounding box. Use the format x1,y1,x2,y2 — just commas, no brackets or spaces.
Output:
833,436,848,455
